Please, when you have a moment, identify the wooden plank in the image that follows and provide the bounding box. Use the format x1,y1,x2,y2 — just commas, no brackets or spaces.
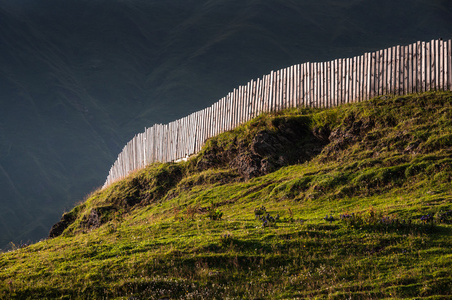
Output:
309,63,314,106
440,39,444,90
242,83,248,123
253,79,258,117
362,54,368,101
389,47,394,95
352,56,357,102
326,61,331,107
239,85,244,124
448,39,452,90
279,69,284,110
273,71,278,111
394,45,399,95
253,79,259,116
360,54,365,101
391,46,396,94
289,66,293,108
214,102,219,137
313,62,318,106
421,41,426,92
377,49,383,96
319,62,323,106
278,69,283,110
327,60,332,107
397,45,403,95
293,65,298,107
337,59,342,104
255,79,260,116
378,49,383,96
237,85,242,124
324,62,328,107
269,71,274,111
333,59,338,106
321,62,326,107
297,65,302,107
369,52,375,98
258,77,264,115
344,58,349,103
290,65,294,108
431,40,437,90
294,65,298,108
302,63,307,106
315,63,320,107
425,41,431,91
244,82,249,121
293,65,297,107
306,63,311,106
225,93,231,131
279,69,283,110
247,81,252,121
381,49,386,95
332,59,340,106
190,113,195,156
185,115,190,157
250,80,255,119
349,57,354,102
408,43,413,93
267,73,272,112
260,76,265,113
416,41,422,92
443,39,448,90
343,58,348,103
312,63,319,107
387,46,393,94
262,75,268,113
356,55,360,101
316,62,320,107
287,66,291,108
192,112,198,153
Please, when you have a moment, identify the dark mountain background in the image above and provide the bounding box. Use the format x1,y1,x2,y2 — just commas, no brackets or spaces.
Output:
0,0,451,250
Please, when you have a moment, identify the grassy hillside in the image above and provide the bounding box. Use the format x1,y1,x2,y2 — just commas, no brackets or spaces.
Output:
1,0,452,250
1,91,451,299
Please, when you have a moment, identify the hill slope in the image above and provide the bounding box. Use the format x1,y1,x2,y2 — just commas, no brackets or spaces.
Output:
1,0,452,250
1,91,451,299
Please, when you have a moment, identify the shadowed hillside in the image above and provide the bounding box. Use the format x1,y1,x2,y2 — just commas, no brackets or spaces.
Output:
0,0,451,249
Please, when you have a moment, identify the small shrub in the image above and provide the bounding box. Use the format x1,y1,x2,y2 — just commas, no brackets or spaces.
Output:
254,206,279,227
437,210,452,224
208,208,223,220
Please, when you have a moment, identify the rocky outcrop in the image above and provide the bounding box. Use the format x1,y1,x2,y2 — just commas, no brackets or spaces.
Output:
48,211,78,238
196,117,329,180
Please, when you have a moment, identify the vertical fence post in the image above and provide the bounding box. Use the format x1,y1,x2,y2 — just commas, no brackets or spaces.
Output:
440,39,444,90
448,39,452,90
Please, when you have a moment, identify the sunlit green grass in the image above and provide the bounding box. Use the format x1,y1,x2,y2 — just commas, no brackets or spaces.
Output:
1,91,451,299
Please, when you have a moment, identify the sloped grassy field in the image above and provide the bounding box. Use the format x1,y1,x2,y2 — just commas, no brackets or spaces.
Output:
1,91,452,299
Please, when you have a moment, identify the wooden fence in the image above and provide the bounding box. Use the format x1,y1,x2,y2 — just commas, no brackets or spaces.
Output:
103,39,452,187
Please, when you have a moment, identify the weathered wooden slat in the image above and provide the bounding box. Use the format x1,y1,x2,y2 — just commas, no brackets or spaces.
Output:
359,54,364,101
439,39,444,90
445,39,449,89
336,59,342,104
332,59,337,106
320,62,325,107
447,40,452,91
421,41,426,92
390,47,395,95
302,63,307,106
